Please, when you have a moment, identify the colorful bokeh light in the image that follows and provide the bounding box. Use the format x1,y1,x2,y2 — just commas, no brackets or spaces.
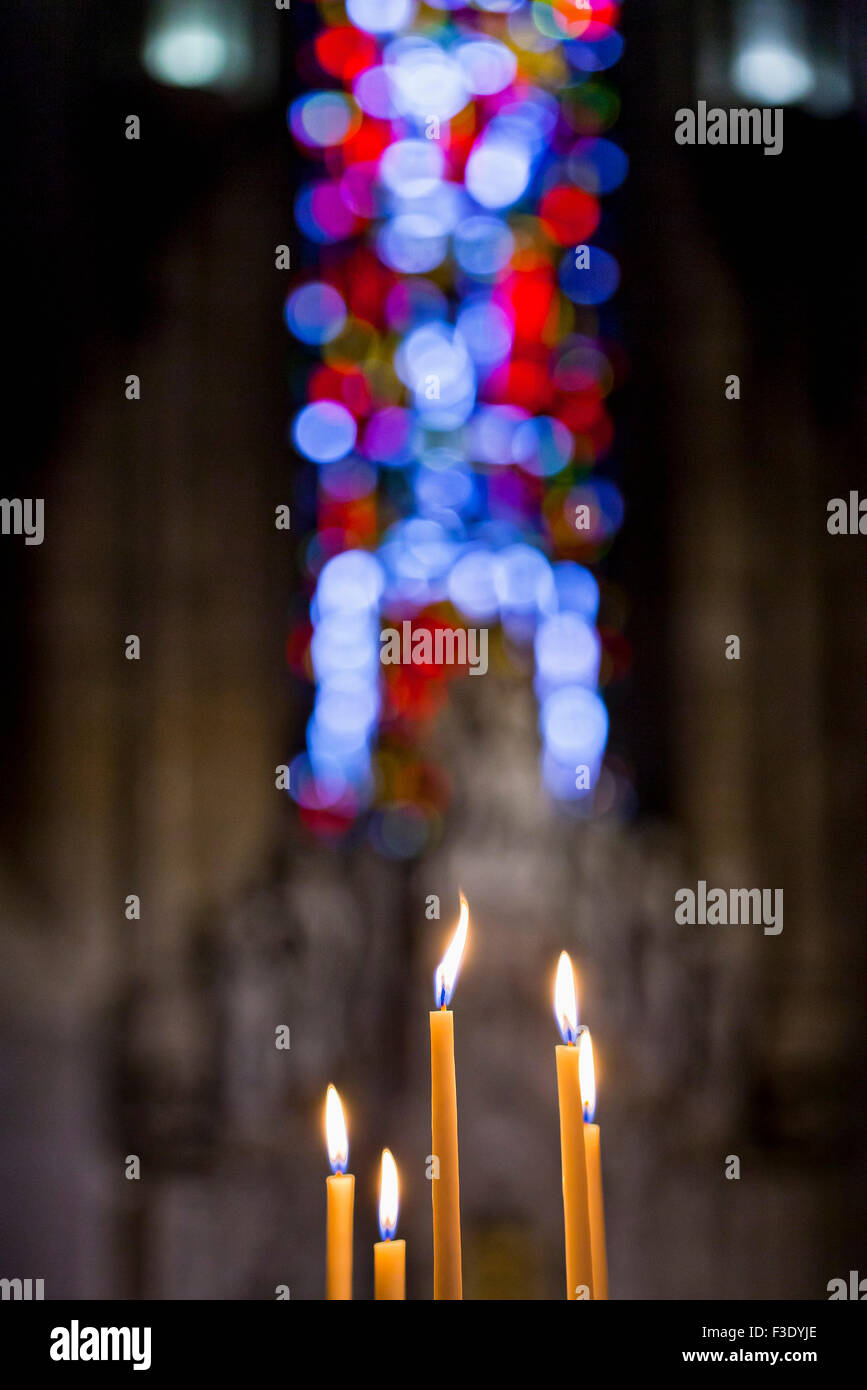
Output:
284,0,630,853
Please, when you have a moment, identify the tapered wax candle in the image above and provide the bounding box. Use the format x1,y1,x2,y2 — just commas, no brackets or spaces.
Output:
325,1084,354,1301
579,1029,609,1300
430,894,469,1301
554,952,594,1300
374,1148,406,1301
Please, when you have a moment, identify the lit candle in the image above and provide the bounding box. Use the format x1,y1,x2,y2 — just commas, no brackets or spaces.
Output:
325,1084,354,1301
579,1028,609,1300
374,1148,406,1300
430,894,469,1301
553,951,594,1300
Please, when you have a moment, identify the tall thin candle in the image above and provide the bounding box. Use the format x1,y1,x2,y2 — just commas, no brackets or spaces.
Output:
324,1084,354,1301
553,952,594,1300
580,1029,609,1300
430,894,469,1301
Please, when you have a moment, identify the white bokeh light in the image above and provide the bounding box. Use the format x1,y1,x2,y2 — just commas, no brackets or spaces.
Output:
144,23,228,87
733,42,815,105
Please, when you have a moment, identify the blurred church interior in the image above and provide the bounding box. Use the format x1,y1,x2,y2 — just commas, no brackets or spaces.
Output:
1,0,865,1299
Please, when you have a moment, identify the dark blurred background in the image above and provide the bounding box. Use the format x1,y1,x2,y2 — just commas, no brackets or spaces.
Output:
1,0,865,1299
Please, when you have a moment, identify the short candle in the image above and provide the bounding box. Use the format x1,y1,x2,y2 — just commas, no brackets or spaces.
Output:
374,1148,406,1301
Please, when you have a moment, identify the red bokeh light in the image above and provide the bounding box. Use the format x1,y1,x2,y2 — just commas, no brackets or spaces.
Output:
483,356,556,414
308,365,373,418
496,269,556,343
539,185,600,246
314,25,378,83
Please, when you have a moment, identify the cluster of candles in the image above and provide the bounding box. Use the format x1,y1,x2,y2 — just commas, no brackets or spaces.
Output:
323,896,608,1300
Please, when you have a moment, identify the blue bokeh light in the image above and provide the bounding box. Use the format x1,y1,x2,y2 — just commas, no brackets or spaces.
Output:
552,561,600,622
314,549,385,617
534,612,601,695
495,544,556,615
347,0,417,36
559,245,621,306
540,684,609,765
568,137,629,195
284,282,347,346
465,137,532,209
453,215,515,278
447,547,500,621
292,401,358,464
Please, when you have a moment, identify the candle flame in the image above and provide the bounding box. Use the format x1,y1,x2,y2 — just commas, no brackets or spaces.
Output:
434,894,469,1008
554,950,579,1044
325,1084,349,1174
378,1148,400,1241
578,1028,597,1123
